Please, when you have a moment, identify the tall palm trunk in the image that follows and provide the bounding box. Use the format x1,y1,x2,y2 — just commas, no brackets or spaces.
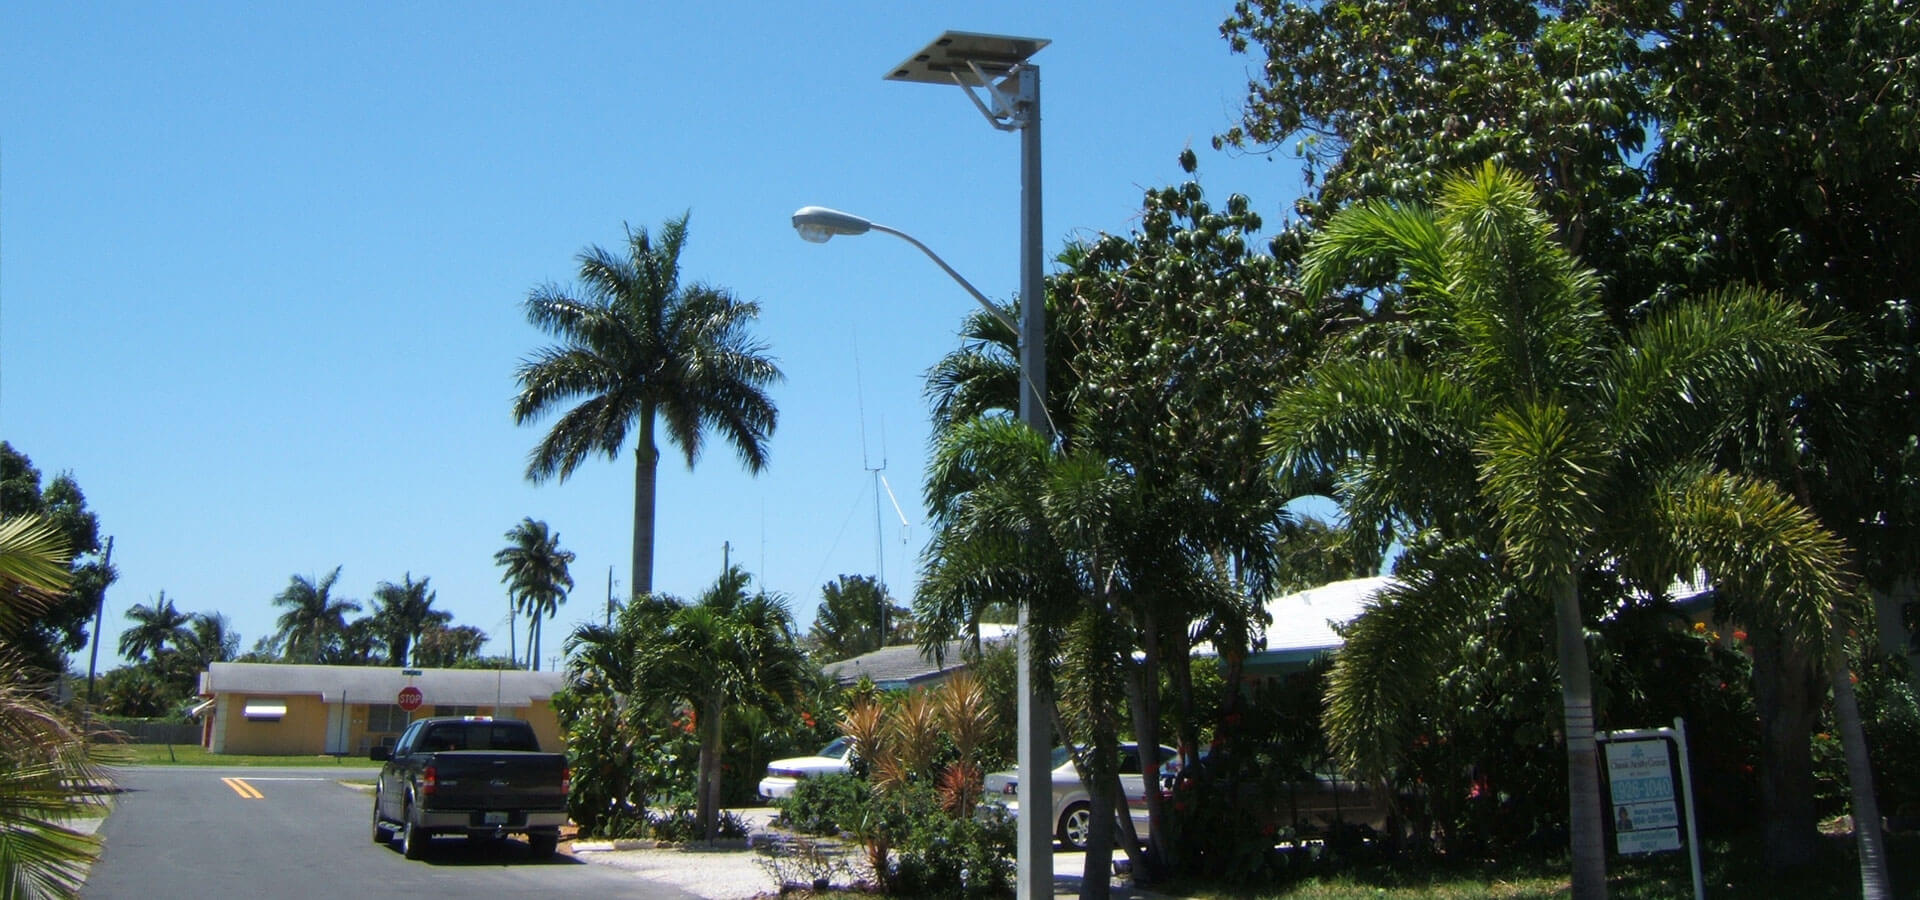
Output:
633,405,659,597
1551,575,1608,900
697,692,725,841
1829,624,1891,898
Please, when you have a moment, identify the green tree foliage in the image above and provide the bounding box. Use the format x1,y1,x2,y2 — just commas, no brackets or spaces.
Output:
1266,164,1851,898
270,568,360,664
370,574,447,668
116,593,190,664
494,519,574,672
0,443,114,676
809,574,911,662
1219,5,1919,877
0,513,109,898
412,624,490,669
511,213,782,597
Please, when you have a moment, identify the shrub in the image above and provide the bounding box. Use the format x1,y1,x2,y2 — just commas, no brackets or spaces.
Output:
649,807,750,843
888,798,1016,899
780,773,872,836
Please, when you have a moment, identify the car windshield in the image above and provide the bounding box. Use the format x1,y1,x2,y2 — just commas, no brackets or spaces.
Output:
819,737,850,759
1050,746,1074,769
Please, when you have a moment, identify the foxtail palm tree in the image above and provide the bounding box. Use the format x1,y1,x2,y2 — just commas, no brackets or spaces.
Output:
635,567,807,841
494,519,574,671
512,213,781,596
116,592,192,663
270,568,360,664
1267,163,1850,899
371,574,447,668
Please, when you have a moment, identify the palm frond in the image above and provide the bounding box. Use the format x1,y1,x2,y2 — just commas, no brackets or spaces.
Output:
1654,468,1852,659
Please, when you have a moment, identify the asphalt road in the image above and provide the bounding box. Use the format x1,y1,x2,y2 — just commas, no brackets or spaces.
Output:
82,765,698,900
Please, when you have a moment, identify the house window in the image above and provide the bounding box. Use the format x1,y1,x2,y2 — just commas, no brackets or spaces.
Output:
366,704,410,733
433,704,481,718
242,699,287,720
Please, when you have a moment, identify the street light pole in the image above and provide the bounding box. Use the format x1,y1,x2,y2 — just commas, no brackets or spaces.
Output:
798,32,1053,898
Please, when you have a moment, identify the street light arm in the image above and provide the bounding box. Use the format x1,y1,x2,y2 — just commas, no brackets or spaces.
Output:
865,222,1020,335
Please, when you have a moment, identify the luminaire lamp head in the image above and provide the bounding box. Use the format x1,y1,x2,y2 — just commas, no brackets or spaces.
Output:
790,206,873,244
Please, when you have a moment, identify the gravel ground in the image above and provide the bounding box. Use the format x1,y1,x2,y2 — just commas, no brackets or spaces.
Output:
569,808,1165,899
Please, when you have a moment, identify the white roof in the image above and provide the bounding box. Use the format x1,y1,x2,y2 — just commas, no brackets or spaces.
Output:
1260,576,1396,654
203,662,565,706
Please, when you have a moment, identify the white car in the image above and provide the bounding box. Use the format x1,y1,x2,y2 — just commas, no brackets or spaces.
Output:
979,743,1177,850
757,737,855,800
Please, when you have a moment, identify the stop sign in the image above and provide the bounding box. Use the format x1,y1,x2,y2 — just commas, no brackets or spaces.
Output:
397,685,423,711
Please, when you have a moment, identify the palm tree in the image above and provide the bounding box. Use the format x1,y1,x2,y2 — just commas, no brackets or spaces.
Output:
0,513,108,898
116,592,191,663
511,213,782,596
494,519,575,671
636,566,808,841
1266,163,1850,899
370,574,448,668
178,612,239,671
270,568,360,664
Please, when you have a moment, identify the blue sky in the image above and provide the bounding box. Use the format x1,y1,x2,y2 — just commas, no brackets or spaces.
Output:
2,2,1306,671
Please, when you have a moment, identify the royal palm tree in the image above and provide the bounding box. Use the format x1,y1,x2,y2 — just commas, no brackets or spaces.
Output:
511,213,782,596
1266,163,1851,899
636,566,807,841
116,592,191,663
370,574,447,668
270,568,360,664
0,513,108,898
494,519,574,671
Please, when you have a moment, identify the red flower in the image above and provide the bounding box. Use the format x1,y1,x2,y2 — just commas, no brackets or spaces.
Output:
1732,629,1748,643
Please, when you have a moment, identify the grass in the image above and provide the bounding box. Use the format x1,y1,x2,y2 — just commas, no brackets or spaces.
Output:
92,743,376,767
1151,831,1919,899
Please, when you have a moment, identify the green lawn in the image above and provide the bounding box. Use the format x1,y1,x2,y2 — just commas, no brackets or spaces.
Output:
94,743,375,767
1154,832,1917,899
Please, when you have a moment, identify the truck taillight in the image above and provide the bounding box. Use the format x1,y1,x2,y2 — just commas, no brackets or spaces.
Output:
421,764,437,797
560,765,571,796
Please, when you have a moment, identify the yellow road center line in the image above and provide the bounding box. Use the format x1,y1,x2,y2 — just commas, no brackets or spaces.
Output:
221,777,264,799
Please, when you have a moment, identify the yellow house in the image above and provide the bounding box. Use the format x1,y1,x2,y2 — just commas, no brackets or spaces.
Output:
196,662,567,756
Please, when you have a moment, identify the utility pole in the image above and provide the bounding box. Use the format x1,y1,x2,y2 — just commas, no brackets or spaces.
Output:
85,536,113,711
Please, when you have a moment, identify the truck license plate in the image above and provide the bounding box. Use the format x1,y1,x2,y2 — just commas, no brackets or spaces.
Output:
484,812,508,825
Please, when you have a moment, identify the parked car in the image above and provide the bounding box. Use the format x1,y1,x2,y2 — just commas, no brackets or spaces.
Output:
978,743,1177,850
1165,744,1393,837
758,736,855,800
370,716,569,860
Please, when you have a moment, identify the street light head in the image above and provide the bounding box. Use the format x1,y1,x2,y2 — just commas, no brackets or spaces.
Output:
791,206,873,244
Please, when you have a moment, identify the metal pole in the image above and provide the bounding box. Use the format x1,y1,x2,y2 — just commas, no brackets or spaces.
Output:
1675,717,1705,900
1013,62,1051,900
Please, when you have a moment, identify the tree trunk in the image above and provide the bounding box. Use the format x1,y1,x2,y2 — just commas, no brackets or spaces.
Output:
1830,631,1892,898
1751,627,1822,870
529,615,541,671
1122,605,1168,880
1551,575,1608,900
697,693,725,841
633,405,660,597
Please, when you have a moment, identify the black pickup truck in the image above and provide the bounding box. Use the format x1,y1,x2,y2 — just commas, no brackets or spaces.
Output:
370,716,570,860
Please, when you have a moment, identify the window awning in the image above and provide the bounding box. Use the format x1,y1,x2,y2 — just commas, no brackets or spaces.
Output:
242,700,287,719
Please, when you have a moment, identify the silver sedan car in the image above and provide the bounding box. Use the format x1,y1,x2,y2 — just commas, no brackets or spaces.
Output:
979,743,1177,850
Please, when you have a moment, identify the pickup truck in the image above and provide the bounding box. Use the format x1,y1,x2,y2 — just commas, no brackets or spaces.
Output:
370,716,570,860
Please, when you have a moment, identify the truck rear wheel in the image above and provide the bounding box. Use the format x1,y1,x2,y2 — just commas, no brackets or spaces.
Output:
527,830,558,859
